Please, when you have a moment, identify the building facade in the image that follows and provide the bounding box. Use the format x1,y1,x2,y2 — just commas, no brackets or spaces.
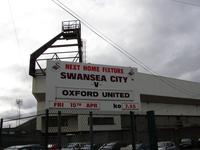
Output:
32,65,200,143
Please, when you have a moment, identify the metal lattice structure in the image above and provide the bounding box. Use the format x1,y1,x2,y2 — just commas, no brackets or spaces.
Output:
29,20,83,77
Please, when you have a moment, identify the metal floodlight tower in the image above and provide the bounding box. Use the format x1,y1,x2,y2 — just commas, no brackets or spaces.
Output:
29,20,83,77
16,99,23,126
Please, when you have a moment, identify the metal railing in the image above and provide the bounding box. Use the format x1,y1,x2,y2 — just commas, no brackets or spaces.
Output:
0,110,159,150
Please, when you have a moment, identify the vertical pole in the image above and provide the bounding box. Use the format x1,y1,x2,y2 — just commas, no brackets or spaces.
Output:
58,111,62,150
89,112,93,150
147,111,158,150
78,25,83,63
45,109,49,150
0,118,3,150
78,46,83,63
130,111,136,150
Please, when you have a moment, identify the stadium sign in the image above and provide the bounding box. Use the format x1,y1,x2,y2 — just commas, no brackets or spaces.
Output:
46,60,140,112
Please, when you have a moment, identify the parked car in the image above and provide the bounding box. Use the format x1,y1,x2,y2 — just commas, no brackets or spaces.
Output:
98,142,127,150
80,144,101,150
120,143,149,150
158,141,176,150
197,138,200,147
48,144,58,150
4,144,44,150
179,138,192,149
63,142,86,150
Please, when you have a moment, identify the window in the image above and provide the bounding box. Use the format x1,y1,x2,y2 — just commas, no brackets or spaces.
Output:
88,117,114,125
48,116,57,127
61,116,68,126
42,116,68,127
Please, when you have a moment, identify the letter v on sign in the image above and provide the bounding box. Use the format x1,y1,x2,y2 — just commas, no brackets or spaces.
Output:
94,82,99,87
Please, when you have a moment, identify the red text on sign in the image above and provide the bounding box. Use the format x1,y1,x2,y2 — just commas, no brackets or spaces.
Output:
70,102,82,108
65,64,80,70
86,103,98,108
54,101,64,108
122,103,136,110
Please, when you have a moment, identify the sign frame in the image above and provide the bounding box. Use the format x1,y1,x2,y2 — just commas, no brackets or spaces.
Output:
46,60,140,113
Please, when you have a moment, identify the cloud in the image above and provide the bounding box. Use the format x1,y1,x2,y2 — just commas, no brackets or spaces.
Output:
0,64,36,118
85,1,199,82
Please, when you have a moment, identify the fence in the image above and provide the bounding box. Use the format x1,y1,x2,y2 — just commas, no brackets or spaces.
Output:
0,110,158,150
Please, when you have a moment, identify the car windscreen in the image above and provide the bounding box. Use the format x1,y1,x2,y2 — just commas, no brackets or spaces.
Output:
66,144,77,148
181,139,191,143
158,142,167,147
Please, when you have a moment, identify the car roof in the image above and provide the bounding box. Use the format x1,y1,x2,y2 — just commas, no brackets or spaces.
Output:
5,144,42,150
158,141,173,143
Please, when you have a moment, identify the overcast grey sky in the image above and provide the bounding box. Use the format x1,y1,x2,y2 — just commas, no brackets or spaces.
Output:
0,0,200,121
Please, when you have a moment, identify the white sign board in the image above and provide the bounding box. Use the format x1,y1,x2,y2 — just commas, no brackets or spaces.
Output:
46,60,140,112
